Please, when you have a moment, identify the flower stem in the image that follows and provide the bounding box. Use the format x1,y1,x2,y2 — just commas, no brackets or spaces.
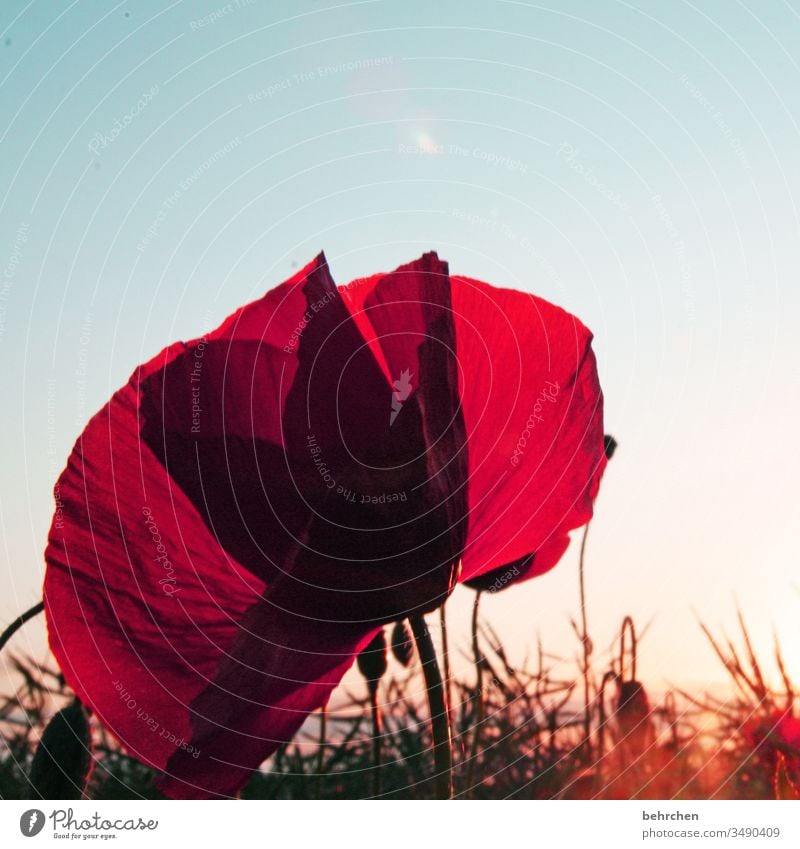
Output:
0,601,44,653
409,612,453,799
368,683,382,797
316,705,326,799
466,591,484,794
578,523,592,762
439,603,455,742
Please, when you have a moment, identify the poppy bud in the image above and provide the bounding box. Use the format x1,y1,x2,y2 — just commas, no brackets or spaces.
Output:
604,434,618,460
357,630,388,685
28,698,92,799
390,619,414,666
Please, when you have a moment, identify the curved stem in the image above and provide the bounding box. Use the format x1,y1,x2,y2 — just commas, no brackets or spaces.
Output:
0,601,44,653
369,684,382,798
620,615,637,682
409,612,453,799
595,669,617,796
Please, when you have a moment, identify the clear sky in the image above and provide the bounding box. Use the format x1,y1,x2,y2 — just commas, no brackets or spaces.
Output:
1,0,798,697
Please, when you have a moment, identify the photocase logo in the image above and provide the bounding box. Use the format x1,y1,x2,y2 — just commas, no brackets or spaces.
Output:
19,809,45,837
390,368,413,425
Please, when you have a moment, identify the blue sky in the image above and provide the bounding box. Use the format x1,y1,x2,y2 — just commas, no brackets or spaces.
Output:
1,0,799,694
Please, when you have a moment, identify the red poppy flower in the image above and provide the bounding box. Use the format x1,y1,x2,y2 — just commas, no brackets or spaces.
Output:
44,251,606,798
744,711,800,774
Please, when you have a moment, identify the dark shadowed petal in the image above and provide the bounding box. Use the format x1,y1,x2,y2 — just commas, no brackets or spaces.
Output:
339,251,469,589
160,603,378,799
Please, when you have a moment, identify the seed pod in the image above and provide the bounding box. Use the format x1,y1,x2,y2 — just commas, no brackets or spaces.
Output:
28,698,92,799
617,680,650,725
390,620,414,667
357,630,387,686
616,679,654,755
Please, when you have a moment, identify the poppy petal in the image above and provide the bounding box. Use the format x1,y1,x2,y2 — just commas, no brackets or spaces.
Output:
449,276,605,585
45,377,262,780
